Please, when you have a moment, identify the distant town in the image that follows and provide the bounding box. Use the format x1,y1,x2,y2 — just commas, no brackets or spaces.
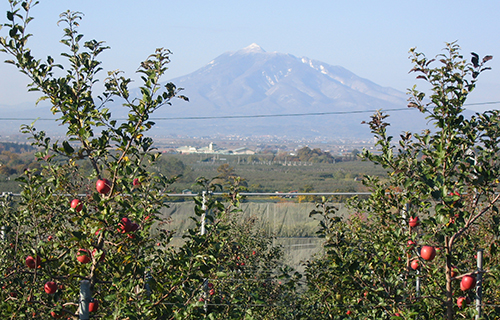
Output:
0,132,378,159
148,135,378,158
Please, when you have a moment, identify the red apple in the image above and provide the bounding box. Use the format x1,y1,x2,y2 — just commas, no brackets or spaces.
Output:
451,267,458,278
26,255,41,269
460,275,476,291
346,310,352,315
457,296,471,308
407,240,416,250
96,179,111,194
89,299,99,312
119,217,133,233
420,246,436,261
76,249,91,264
132,178,141,186
409,216,419,228
50,311,62,319
130,223,139,232
449,191,461,206
410,259,419,270
44,281,57,294
70,199,83,212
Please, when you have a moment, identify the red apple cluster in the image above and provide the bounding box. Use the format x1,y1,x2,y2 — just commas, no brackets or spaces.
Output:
407,240,416,249
207,283,215,296
76,248,105,264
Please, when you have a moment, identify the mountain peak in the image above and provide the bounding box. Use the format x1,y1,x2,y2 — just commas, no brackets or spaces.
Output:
239,43,266,54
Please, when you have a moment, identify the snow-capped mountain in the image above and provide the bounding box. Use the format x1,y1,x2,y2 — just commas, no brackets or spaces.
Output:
153,43,426,138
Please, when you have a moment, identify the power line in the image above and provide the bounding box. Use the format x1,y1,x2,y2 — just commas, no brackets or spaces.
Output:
0,107,409,121
149,108,410,120
464,101,500,106
0,101,498,121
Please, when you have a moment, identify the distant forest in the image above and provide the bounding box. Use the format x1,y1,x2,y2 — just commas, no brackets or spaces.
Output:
0,142,35,153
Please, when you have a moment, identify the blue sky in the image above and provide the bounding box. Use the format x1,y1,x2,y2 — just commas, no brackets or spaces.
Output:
0,0,499,112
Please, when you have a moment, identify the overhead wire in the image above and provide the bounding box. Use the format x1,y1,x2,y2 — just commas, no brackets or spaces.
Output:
0,101,498,121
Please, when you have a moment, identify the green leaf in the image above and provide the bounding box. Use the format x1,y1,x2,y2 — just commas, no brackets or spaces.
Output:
62,140,74,155
71,231,84,240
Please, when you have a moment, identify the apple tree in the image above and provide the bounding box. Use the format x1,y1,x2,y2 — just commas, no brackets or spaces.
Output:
301,42,500,319
0,2,300,319
0,0,195,318
180,176,301,320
